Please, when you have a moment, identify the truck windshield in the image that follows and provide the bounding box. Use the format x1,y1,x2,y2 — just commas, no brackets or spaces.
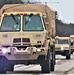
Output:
58,40,69,44
0,15,20,32
23,15,44,31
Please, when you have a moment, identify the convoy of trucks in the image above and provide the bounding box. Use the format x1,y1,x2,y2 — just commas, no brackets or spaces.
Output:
0,4,56,73
55,36,71,59
0,3,73,74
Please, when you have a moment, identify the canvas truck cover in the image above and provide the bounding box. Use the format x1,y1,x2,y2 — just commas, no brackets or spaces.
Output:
0,10,1,22
1,4,56,36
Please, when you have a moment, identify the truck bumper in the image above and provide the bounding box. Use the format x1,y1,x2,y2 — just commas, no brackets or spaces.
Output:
55,50,70,56
0,47,47,60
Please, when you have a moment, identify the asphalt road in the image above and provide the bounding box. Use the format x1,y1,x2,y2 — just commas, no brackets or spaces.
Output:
2,54,74,75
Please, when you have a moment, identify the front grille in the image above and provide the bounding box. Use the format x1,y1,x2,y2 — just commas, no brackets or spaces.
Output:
22,38,30,45
13,38,21,43
13,38,21,45
22,38,30,42
13,44,21,45
13,38,30,46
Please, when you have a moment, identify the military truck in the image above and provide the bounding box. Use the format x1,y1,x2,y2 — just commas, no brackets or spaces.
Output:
55,36,71,59
70,35,74,54
0,10,1,21
0,4,56,73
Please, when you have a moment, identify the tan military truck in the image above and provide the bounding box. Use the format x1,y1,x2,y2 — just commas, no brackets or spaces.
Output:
70,35,74,54
0,4,56,73
55,36,71,59
0,10,1,21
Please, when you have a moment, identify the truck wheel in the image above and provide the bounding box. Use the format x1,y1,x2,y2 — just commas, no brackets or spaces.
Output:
41,49,51,73
71,50,73,54
50,46,55,71
66,51,71,59
51,60,54,71
71,51,73,54
0,57,7,73
7,64,14,71
52,46,55,65
0,68,7,73
41,57,51,73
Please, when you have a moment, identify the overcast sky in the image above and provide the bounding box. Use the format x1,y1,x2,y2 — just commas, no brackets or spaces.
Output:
39,0,74,23
22,0,74,23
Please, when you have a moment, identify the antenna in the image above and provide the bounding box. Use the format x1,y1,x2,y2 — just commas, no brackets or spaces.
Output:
45,2,47,14
43,1,59,16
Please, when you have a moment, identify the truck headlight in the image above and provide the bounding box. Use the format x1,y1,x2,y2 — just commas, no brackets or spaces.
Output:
36,49,41,52
61,46,64,50
2,48,7,53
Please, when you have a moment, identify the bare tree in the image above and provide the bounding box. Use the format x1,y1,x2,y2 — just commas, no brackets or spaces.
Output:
22,0,41,4
0,0,24,9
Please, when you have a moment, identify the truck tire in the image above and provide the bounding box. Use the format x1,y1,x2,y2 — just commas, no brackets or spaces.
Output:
0,68,7,73
51,60,54,71
66,50,71,59
71,51,73,54
52,45,55,65
41,59,51,73
41,49,51,73
50,46,55,71
0,57,7,73
7,64,14,71
71,50,73,54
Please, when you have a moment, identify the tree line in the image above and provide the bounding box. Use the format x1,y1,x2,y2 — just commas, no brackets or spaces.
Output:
56,19,74,37
0,0,41,9
0,0,24,9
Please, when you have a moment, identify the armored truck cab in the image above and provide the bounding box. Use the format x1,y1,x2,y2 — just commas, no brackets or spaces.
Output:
0,4,56,73
55,36,71,59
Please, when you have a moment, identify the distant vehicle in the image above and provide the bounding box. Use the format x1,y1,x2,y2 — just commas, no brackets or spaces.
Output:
55,36,71,59
0,4,56,73
70,35,74,54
